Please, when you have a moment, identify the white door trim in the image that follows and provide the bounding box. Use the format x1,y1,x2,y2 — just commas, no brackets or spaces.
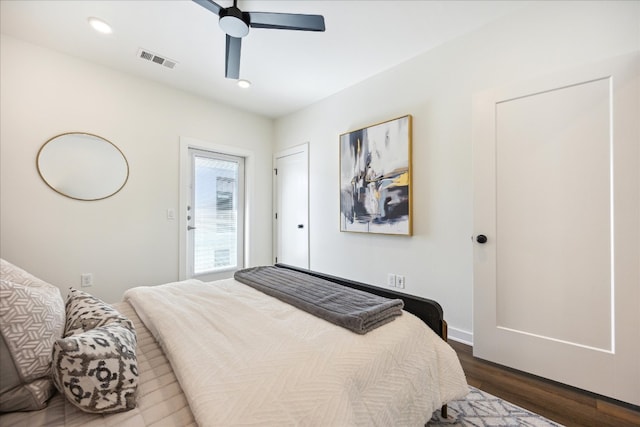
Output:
179,136,255,280
273,142,310,268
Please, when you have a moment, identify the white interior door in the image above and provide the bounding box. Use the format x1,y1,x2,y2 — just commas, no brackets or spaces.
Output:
473,53,639,405
274,143,309,269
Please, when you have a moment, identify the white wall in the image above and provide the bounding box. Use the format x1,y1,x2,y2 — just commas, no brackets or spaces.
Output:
274,1,640,342
0,35,274,303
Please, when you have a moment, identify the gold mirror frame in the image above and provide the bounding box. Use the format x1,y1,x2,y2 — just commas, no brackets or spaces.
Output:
36,132,129,201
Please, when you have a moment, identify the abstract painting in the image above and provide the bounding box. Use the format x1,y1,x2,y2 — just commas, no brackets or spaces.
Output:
340,115,412,235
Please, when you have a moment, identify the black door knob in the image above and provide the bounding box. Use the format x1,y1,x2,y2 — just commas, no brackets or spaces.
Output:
297,224,304,229
476,234,487,244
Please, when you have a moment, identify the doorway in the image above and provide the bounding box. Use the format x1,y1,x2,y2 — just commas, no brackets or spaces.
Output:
472,54,639,405
274,143,309,269
187,148,245,281
179,137,252,281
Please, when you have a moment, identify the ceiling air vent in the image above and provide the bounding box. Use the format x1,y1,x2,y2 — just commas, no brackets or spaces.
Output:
137,48,177,69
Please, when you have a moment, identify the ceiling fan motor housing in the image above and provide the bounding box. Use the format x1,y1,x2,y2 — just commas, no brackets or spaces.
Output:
219,6,250,38
194,0,325,79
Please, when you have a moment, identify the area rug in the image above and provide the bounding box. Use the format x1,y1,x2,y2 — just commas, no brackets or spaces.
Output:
428,386,563,426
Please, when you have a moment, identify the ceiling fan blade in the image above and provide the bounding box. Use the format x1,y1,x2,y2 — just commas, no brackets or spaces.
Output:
248,12,325,32
192,0,223,16
225,35,242,79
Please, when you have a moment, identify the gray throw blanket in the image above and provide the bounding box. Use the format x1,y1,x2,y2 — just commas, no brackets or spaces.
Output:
234,266,404,334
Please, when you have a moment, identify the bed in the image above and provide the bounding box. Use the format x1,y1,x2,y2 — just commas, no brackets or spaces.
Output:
0,261,468,426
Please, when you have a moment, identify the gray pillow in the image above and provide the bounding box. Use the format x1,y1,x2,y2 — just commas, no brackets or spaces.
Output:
0,259,65,412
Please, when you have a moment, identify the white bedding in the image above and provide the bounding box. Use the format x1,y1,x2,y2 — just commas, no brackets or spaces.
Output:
124,278,468,427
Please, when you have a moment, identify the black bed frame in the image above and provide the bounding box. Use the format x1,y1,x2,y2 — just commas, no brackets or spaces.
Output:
275,263,447,340
275,263,449,418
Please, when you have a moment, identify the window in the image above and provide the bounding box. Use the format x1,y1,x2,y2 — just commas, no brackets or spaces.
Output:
189,149,245,276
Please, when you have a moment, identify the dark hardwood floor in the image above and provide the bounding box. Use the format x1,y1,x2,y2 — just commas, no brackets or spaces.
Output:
449,340,640,427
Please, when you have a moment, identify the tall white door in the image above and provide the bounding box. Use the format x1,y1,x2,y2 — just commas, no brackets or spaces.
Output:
473,53,639,405
186,148,245,282
274,144,309,269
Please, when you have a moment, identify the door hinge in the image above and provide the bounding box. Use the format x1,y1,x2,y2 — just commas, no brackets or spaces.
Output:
274,168,278,175
275,212,278,220
275,257,278,263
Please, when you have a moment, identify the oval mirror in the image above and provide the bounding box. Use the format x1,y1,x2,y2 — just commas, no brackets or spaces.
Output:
37,132,129,201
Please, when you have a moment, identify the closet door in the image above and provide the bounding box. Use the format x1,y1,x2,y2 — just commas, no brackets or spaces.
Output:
472,53,639,405
274,143,309,268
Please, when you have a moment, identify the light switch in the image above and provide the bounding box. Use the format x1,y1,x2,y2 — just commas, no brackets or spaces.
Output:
81,273,93,287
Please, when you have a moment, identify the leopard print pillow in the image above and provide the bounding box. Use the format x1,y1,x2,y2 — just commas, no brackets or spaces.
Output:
64,288,133,337
51,323,138,413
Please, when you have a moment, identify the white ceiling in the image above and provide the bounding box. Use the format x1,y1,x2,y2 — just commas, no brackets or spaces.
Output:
0,0,531,118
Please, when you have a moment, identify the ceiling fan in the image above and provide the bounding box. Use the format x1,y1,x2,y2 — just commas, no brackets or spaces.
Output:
193,0,326,79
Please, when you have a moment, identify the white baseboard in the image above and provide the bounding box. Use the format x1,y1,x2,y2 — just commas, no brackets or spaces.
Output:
447,327,473,346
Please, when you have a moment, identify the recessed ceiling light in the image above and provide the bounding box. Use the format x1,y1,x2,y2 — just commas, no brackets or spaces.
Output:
88,17,112,34
237,79,251,89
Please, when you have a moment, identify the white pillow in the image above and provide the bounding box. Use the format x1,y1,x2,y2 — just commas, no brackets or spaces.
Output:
0,259,65,412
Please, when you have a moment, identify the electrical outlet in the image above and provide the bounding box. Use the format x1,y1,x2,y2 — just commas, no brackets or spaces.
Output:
81,273,93,287
396,275,405,289
387,273,396,287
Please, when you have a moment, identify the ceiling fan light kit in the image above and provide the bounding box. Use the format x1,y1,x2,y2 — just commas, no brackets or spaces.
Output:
218,6,249,38
237,79,251,89
193,0,325,80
